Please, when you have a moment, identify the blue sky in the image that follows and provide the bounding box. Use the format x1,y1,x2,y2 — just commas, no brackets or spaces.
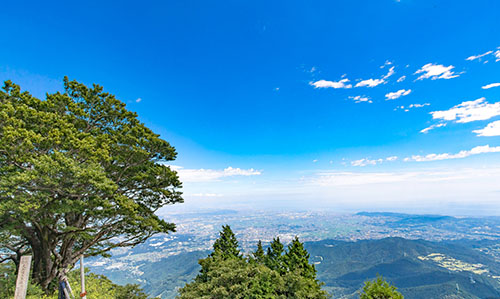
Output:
2,0,500,215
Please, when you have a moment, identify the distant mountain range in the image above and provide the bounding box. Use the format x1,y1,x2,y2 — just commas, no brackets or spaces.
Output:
93,237,500,298
87,211,500,298
309,237,500,298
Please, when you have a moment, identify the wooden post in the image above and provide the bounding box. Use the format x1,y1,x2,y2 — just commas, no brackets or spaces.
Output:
63,277,74,299
80,255,87,299
14,255,32,299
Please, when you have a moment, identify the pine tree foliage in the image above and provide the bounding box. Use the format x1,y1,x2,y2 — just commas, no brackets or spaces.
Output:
360,276,404,299
211,224,240,259
284,236,317,280
0,79,182,293
251,240,266,264
266,237,285,274
178,226,329,298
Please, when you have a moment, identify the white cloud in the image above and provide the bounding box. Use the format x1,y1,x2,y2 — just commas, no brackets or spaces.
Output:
409,103,430,108
355,67,394,88
380,60,393,69
310,79,352,89
312,159,318,163
310,167,500,188
168,166,261,182
355,78,385,88
482,83,500,89
415,63,460,80
495,50,500,62
382,66,395,79
397,76,406,83
466,51,493,61
351,156,398,166
351,158,383,167
385,89,411,100
420,123,446,134
404,145,500,162
473,120,500,137
430,98,500,123
136,98,142,103
349,95,372,103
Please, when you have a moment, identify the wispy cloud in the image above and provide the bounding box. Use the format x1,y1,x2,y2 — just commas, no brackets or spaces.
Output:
351,158,383,167
397,76,406,83
415,63,460,80
404,145,500,162
396,103,430,112
473,120,500,137
351,156,398,167
380,60,393,69
136,98,142,103
385,89,411,100
310,167,500,187
355,66,394,88
482,83,500,89
355,78,385,88
168,166,261,182
420,123,446,134
430,98,500,123
349,95,372,103
310,78,352,89
382,66,395,79
495,50,500,62
466,50,493,61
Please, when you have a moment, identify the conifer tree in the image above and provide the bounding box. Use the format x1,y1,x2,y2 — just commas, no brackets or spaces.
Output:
252,240,266,264
211,224,240,259
266,237,285,274
360,276,404,299
284,236,317,279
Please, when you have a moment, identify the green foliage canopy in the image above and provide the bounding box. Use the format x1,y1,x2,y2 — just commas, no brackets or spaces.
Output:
360,276,404,299
0,261,150,299
179,226,329,298
0,78,182,293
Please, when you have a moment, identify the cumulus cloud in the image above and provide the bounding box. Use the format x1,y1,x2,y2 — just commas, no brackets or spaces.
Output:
482,83,500,89
386,156,398,162
385,89,411,100
349,95,372,103
168,165,261,182
404,145,500,162
310,79,352,89
420,123,446,134
415,63,460,80
473,120,500,137
466,51,493,61
430,98,500,123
